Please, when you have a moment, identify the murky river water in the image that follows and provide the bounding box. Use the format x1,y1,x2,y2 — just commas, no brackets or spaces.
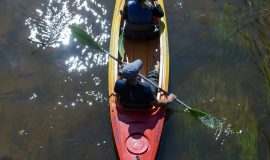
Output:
0,0,270,159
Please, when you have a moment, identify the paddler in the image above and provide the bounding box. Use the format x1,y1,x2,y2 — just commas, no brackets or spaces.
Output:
114,59,176,109
122,0,164,24
121,0,164,39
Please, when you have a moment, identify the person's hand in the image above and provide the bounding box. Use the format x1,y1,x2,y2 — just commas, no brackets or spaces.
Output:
167,93,176,103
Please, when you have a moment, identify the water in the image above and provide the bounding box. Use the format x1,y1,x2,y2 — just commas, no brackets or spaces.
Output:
0,0,270,159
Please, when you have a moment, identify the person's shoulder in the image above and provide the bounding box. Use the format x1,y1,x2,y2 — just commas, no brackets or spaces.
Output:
138,81,151,89
115,79,126,87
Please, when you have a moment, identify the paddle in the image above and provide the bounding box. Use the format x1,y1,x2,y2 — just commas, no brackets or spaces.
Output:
118,21,126,58
69,25,222,129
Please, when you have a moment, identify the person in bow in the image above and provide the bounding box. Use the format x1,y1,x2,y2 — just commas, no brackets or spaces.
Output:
123,0,164,24
122,0,164,39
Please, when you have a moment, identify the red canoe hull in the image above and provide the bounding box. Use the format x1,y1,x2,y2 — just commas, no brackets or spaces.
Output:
110,96,165,160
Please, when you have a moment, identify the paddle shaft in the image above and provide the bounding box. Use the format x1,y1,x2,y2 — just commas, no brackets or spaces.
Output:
102,48,192,110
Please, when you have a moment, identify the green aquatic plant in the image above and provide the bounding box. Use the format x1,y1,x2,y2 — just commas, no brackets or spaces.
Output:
217,0,270,105
180,66,259,158
239,28,270,102
236,99,258,160
237,122,257,160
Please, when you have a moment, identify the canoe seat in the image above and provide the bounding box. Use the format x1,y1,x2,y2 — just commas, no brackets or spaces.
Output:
124,22,159,40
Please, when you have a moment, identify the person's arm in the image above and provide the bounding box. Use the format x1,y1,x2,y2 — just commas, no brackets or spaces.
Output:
114,79,124,94
152,1,164,18
151,93,176,107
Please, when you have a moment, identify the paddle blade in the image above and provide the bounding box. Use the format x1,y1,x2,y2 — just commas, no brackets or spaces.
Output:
188,107,222,129
118,31,125,58
69,25,103,52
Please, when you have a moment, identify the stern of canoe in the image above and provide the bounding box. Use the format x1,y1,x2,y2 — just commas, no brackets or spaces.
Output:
110,96,165,160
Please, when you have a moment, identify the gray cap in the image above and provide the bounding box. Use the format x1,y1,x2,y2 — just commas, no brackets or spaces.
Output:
122,59,143,80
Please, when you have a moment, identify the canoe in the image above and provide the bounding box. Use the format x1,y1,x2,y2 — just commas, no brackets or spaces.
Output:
108,0,169,159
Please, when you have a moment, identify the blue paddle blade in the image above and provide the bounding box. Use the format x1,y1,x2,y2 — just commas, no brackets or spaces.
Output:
69,25,103,52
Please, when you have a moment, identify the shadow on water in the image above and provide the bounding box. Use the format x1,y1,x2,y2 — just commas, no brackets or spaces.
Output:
0,157,13,160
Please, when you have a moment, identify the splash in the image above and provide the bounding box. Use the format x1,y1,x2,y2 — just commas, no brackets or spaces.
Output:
198,114,222,129
212,116,245,152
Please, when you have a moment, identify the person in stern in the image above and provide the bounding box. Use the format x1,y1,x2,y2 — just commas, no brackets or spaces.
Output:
114,59,176,109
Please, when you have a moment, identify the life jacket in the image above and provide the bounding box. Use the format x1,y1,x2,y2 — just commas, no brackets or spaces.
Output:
127,0,153,24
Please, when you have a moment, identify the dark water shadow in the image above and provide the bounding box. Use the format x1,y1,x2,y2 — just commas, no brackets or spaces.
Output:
0,156,13,160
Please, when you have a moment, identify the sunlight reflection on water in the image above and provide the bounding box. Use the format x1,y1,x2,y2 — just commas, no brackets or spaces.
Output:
65,47,108,72
29,93,38,100
25,0,110,50
56,90,107,109
25,0,110,109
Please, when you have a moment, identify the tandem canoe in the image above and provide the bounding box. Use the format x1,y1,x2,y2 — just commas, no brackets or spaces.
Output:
108,0,170,159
